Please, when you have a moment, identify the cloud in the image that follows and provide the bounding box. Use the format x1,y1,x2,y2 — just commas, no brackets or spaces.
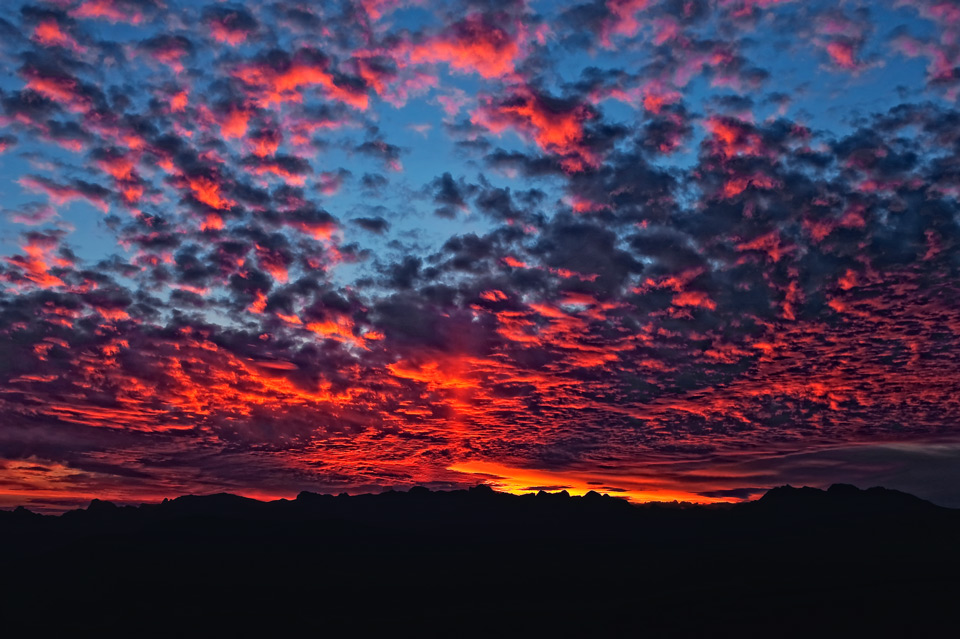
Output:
0,0,957,509
4,202,58,226
408,14,525,80
203,5,259,46
351,216,390,234
18,175,111,212
233,48,370,110
472,87,603,172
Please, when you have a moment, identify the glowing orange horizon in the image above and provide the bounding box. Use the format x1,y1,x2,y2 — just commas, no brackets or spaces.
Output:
448,461,735,504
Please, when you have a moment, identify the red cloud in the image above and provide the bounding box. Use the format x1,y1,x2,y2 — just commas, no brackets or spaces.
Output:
32,19,86,53
20,67,91,112
255,245,290,283
672,290,717,311
6,203,57,226
219,106,252,140
182,174,234,214
825,41,857,70
18,175,110,212
96,152,144,204
600,0,650,46
409,15,523,80
4,234,71,289
703,116,769,158
140,36,193,74
205,8,258,46
234,49,369,110
472,88,600,172
72,0,145,24
248,128,282,157
361,0,403,21
250,161,307,186
721,0,795,19
170,90,189,113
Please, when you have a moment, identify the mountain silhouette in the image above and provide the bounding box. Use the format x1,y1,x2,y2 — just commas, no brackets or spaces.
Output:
754,483,942,512
1,484,957,636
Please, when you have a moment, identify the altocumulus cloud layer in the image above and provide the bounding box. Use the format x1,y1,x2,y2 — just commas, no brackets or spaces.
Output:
1,0,960,509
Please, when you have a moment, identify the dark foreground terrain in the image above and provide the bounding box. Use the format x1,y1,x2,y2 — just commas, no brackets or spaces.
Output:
2,484,958,636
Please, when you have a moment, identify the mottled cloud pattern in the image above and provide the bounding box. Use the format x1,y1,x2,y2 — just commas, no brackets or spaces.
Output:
1,0,959,510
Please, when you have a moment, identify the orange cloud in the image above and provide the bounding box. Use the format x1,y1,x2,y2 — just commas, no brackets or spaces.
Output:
186,175,234,211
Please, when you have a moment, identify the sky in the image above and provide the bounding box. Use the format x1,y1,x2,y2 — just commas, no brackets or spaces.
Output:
1,0,960,511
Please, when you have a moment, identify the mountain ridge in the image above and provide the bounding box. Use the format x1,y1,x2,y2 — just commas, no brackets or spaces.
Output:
3,481,953,522
1,482,957,635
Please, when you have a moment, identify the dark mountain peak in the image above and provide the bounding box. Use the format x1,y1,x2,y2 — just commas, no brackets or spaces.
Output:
757,484,821,502
2,484,956,636
87,498,118,511
751,483,942,516
827,483,860,495
167,492,258,505
4,506,43,522
535,489,571,499
3,484,953,526
153,492,266,518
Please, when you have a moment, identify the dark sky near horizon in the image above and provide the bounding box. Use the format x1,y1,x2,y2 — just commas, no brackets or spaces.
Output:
1,0,960,511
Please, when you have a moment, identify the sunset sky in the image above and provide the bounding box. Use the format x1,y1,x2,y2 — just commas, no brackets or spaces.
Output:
1,0,959,511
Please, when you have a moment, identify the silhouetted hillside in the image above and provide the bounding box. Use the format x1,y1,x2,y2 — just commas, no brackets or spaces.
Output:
1,484,957,636
754,483,943,513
